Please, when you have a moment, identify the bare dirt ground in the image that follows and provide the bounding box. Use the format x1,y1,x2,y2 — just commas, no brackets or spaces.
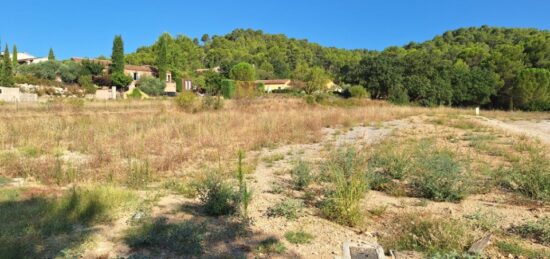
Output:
52,115,550,258
474,115,550,145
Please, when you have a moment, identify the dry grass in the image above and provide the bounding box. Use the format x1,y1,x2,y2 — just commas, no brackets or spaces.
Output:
0,97,424,184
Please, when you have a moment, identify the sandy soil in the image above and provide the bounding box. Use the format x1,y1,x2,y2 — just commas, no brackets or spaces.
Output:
474,116,550,145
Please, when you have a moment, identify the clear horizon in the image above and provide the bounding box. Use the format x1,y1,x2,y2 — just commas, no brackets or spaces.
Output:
1,0,549,59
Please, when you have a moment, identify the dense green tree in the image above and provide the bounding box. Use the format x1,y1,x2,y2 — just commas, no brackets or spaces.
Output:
48,48,55,61
203,70,223,95
157,33,169,81
81,59,104,76
111,72,132,89
136,76,166,96
111,35,125,74
229,62,256,81
12,44,17,67
1,45,14,87
201,34,210,44
515,68,550,110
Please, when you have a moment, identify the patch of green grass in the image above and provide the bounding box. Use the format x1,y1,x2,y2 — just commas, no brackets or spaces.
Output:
256,237,286,254
18,146,43,158
163,179,198,198
267,199,304,220
0,188,20,201
291,160,312,190
496,241,550,258
0,185,137,258
464,209,501,232
410,144,471,202
125,217,206,256
284,231,314,244
368,205,388,217
512,217,550,245
502,148,550,201
320,147,368,227
381,214,474,256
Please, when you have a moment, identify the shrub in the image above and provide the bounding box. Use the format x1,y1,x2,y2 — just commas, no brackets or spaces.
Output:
197,173,239,216
125,217,206,256
496,241,550,258
229,62,256,81
368,142,410,180
112,72,133,88
58,62,83,83
506,149,550,201
381,214,473,256
348,85,368,98
16,61,60,80
81,59,104,76
291,160,312,190
175,91,199,112
136,76,165,96
284,231,314,244
267,199,304,220
320,147,368,226
512,217,550,245
221,79,236,99
255,237,286,254
14,74,62,87
93,75,112,86
236,150,252,218
410,147,470,202
78,75,96,94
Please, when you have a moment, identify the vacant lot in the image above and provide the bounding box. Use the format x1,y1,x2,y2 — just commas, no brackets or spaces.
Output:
1,97,549,258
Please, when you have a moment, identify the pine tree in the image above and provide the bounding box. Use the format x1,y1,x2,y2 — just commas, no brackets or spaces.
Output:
157,33,168,81
12,44,17,66
48,48,55,61
2,44,14,87
111,35,125,74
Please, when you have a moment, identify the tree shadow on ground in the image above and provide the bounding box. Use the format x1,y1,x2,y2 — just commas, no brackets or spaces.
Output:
0,193,98,258
124,201,303,259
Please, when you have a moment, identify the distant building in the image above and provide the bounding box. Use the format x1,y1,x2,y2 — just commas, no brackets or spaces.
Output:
0,52,48,65
255,79,292,92
71,57,179,95
195,66,221,74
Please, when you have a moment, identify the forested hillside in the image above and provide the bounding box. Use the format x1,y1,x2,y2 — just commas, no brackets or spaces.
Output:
126,27,550,110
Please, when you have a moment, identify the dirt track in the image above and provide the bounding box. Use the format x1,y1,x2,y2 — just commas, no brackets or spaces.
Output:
474,116,550,145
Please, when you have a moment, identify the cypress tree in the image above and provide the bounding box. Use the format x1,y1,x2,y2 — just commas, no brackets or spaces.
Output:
2,44,14,87
157,33,168,81
12,44,17,66
111,35,125,74
48,48,55,61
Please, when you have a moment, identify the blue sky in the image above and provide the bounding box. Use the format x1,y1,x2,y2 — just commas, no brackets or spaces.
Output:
1,0,549,59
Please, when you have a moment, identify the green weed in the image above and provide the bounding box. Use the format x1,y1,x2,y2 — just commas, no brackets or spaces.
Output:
284,231,314,244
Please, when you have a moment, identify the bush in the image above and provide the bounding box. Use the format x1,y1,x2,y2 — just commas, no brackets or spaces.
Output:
126,160,152,189
348,85,368,98
16,61,60,80
411,148,469,202
93,75,112,87
175,91,199,112
136,76,165,96
505,149,550,201
78,75,96,94
81,59,104,76
58,62,83,84
320,147,368,226
221,79,236,99
267,199,304,220
229,62,256,81
381,214,473,256
512,217,550,245
112,72,133,89
125,217,206,256
284,231,314,244
197,173,239,216
291,160,312,190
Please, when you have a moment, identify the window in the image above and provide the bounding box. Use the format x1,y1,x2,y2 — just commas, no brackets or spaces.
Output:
0,89,2,94
167,74,172,82
133,72,138,80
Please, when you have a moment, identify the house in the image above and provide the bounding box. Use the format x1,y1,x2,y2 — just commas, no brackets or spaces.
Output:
71,57,180,95
1,52,48,65
255,79,292,92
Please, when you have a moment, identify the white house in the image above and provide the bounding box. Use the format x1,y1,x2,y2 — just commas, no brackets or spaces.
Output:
0,52,48,65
